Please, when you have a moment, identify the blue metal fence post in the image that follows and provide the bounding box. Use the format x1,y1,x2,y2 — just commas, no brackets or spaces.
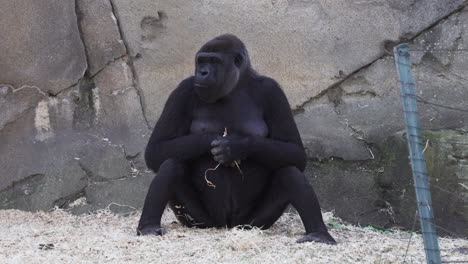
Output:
394,43,441,264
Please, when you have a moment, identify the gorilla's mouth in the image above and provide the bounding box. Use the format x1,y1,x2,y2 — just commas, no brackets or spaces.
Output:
194,83,209,88
194,89,217,103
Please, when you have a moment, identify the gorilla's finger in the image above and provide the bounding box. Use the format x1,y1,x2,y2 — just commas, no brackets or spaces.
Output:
213,155,224,163
211,139,221,147
212,137,230,147
211,147,223,155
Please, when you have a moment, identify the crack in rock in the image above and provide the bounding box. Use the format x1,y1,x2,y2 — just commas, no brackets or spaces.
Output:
109,0,151,130
74,0,90,76
78,162,108,183
89,54,128,79
53,189,86,208
0,174,45,193
293,4,467,114
292,56,382,114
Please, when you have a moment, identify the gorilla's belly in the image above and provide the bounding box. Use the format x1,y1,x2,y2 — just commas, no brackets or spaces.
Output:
188,96,270,226
190,155,270,227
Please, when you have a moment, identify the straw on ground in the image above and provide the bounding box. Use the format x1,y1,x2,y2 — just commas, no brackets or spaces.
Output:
0,208,466,263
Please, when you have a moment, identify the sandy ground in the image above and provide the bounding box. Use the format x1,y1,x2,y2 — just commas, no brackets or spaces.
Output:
0,207,466,264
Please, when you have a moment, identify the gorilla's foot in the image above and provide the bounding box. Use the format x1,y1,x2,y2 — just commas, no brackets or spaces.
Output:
296,231,337,245
234,224,254,230
136,226,168,236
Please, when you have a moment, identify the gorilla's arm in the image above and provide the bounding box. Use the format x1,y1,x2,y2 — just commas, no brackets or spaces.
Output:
247,77,307,172
145,78,215,172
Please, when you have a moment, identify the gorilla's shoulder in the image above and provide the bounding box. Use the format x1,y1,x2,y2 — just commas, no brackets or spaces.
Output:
171,77,196,95
176,76,195,92
165,77,196,103
258,76,279,86
256,75,283,93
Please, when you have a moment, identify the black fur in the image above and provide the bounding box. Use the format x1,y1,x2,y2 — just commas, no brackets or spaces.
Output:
137,34,336,245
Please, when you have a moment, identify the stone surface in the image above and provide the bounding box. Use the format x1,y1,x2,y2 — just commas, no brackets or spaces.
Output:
91,60,150,155
295,103,371,160
0,0,87,94
0,69,149,213
70,172,153,215
0,86,87,209
310,130,468,237
301,8,468,235
0,126,88,211
76,0,127,76
0,0,467,238
0,85,46,131
1,94,74,191
306,160,388,225
77,139,131,182
423,130,468,235
333,9,468,144
111,0,465,125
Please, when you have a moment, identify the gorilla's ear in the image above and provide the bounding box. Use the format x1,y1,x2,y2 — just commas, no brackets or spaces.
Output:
234,54,243,68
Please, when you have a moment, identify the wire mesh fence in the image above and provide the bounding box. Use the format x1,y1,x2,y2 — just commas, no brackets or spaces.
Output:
394,43,467,264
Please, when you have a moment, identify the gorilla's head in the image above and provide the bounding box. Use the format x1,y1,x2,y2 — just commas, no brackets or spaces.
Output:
194,34,251,103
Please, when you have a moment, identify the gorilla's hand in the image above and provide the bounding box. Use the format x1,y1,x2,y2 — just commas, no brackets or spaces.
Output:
210,135,249,165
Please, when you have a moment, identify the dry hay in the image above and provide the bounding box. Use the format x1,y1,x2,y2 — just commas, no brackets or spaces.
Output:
0,208,466,264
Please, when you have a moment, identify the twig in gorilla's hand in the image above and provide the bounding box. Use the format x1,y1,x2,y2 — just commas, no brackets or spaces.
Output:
223,128,244,179
234,160,244,181
203,128,227,188
204,163,220,188
204,128,244,188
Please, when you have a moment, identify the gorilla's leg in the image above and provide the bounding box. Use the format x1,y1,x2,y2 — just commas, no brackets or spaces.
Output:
137,158,212,235
247,166,336,245
168,187,214,228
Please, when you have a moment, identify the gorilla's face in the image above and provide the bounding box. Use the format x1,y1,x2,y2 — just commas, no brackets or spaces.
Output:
194,36,247,103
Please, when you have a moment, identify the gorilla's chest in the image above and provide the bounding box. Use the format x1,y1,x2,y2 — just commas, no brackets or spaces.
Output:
190,93,268,137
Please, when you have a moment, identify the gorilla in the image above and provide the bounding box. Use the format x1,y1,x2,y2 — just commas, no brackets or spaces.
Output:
137,34,336,245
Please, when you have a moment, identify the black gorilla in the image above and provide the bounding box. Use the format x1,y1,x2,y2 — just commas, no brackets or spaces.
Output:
137,34,336,244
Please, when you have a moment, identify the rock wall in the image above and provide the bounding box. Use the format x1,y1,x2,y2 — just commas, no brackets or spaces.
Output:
0,0,467,235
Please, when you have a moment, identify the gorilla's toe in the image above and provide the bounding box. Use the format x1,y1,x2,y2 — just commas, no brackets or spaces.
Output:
296,231,337,245
137,226,168,236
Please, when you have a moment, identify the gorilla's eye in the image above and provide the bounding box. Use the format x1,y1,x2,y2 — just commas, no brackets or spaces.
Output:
210,57,222,64
198,56,222,64
234,54,243,67
197,57,206,64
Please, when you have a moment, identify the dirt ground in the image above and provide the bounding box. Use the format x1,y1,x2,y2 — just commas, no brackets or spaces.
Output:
0,206,466,264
